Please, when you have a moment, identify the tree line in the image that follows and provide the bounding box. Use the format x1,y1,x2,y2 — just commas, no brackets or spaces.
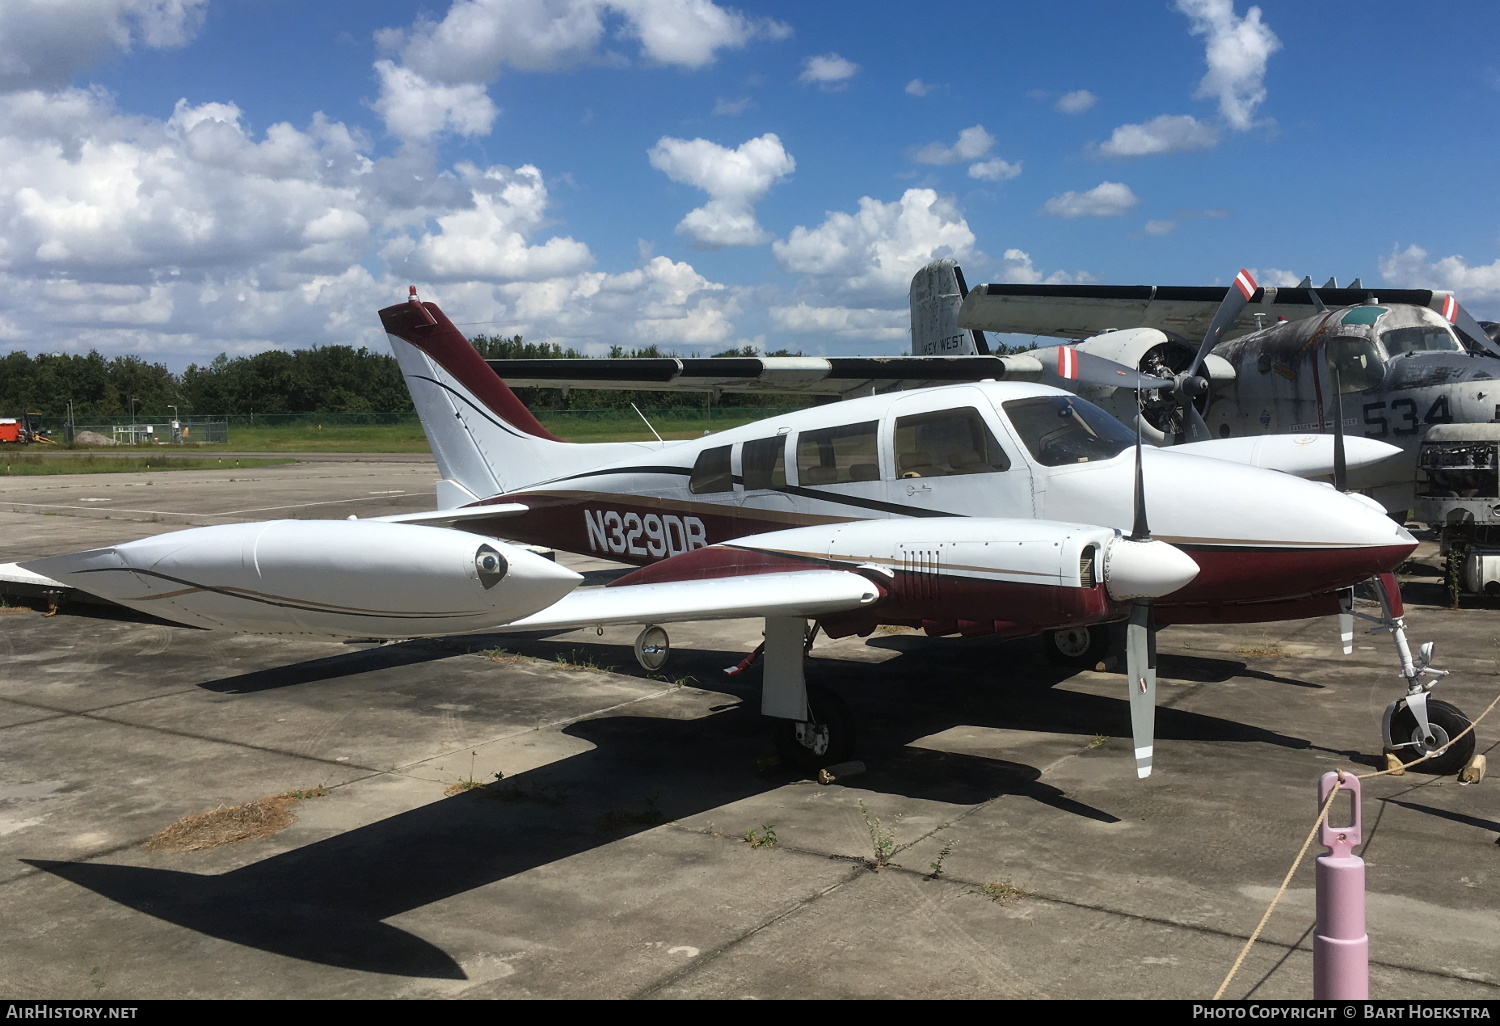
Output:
0,335,815,418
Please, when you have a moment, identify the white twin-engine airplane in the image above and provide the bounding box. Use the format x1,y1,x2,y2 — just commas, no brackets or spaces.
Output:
24,290,1446,778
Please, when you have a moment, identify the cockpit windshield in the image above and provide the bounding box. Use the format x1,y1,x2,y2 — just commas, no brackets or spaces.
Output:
1001,395,1136,466
1382,325,1461,357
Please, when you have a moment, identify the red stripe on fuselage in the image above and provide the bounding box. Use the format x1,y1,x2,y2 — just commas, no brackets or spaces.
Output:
455,489,1413,626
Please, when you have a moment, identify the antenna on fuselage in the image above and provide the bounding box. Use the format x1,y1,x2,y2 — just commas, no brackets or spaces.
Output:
630,402,665,443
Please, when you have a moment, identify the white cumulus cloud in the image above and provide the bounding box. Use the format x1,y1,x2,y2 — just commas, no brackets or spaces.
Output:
1056,90,1097,114
373,60,499,144
799,53,858,89
913,124,995,165
0,0,208,92
1097,114,1218,157
1041,182,1139,218
648,133,795,248
372,0,789,141
968,158,1021,182
773,188,976,300
905,78,934,97
999,249,1096,285
0,85,754,361
1380,245,1500,300
1144,219,1177,236
1176,0,1280,130
389,164,593,282
769,303,906,342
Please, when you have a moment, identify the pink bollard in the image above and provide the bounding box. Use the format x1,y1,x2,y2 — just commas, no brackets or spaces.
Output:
1313,771,1368,999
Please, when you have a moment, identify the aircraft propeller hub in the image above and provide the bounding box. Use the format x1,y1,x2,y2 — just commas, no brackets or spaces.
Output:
1102,536,1200,602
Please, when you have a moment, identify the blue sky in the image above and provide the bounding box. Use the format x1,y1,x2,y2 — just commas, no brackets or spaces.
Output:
1,0,1497,369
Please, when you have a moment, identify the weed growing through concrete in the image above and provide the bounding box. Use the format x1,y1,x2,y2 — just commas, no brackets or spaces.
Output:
857,798,915,869
1087,733,1107,749
554,650,611,673
744,824,778,848
145,786,329,852
480,647,526,665
597,794,666,833
488,778,570,807
648,672,700,688
442,751,490,795
1231,643,1285,658
977,881,1025,904
927,839,958,878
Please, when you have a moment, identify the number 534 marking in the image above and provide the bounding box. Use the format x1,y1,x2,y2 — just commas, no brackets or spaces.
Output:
1361,395,1452,438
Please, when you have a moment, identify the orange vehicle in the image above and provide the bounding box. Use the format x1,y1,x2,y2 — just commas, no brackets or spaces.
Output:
0,414,51,444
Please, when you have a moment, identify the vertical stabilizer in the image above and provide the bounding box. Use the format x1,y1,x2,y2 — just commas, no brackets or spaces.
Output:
909,259,987,355
380,292,654,505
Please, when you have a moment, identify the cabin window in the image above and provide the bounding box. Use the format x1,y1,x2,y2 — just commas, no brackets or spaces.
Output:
1326,336,1386,393
1001,395,1135,467
742,436,786,489
1381,325,1461,357
689,445,734,493
894,408,1010,478
796,421,879,486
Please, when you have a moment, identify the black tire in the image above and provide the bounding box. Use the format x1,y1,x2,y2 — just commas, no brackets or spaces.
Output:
1043,625,1110,668
771,684,855,772
1388,699,1476,775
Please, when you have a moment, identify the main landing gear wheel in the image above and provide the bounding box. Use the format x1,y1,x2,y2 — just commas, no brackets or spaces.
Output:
1043,625,1110,668
772,684,854,772
1386,699,1476,776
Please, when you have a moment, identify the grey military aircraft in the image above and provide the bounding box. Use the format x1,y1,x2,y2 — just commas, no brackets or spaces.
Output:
945,263,1500,513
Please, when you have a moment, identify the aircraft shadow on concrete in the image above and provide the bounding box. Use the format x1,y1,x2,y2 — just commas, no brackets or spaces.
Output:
27,629,1323,979
25,701,1110,980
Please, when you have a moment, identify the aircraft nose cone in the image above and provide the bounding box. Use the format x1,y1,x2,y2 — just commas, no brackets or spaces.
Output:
1103,537,1200,601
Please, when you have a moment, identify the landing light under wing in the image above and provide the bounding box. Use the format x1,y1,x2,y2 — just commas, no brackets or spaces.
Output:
958,283,1462,343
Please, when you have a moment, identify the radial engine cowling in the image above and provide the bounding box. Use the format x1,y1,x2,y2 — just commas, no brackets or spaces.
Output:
1073,327,1235,444
23,520,582,638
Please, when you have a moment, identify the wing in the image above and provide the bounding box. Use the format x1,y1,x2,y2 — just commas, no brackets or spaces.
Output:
958,283,1454,342
485,353,1042,398
501,569,881,630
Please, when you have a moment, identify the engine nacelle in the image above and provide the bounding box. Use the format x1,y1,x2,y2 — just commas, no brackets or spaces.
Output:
1074,328,1235,444
24,520,582,638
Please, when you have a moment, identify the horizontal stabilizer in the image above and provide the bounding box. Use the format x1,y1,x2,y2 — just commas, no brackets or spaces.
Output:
959,282,1454,342
500,569,881,631
483,354,1043,398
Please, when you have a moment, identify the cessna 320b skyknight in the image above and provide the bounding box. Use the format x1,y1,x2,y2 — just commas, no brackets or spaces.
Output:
22,288,1474,777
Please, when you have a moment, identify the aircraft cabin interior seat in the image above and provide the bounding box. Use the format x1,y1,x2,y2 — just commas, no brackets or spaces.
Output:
898,451,934,478
848,463,879,482
800,466,839,485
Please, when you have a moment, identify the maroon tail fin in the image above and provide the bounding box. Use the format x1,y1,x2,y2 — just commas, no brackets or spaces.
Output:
380,294,563,442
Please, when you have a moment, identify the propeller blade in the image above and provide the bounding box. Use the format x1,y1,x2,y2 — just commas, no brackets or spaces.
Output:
1186,268,1258,379
1338,587,1355,655
1052,346,1174,391
1440,293,1500,360
1131,396,1149,541
1126,602,1158,779
1181,398,1214,444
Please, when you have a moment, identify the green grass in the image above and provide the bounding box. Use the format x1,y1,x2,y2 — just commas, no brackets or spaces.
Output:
29,407,810,455
197,422,434,452
0,454,294,475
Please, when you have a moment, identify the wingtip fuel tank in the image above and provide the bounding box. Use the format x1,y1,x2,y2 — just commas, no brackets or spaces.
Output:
22,520,582,639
